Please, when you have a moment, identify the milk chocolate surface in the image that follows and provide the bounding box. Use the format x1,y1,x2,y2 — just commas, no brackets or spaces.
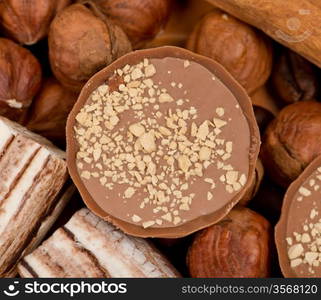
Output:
276,156,321,277
67,47,260,237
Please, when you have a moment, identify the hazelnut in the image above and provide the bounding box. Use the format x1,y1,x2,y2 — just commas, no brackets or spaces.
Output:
49,3,132,92
271,49,319,104
187,9,273,94
0,38,42,123
187,207,271,278
82,0,172,49
26,78,78,147
0,0,71,45
261,101,321,187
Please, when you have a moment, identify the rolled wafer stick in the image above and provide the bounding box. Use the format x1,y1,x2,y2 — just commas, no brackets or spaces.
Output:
18,208,181,278
3,184,76,277
206,0,321,68
0,117,72,277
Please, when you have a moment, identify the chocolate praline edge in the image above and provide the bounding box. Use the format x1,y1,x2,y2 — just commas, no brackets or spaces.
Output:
275,155,321,277
66,46,260,238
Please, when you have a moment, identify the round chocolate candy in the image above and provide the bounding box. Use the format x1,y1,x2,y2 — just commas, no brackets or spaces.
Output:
276,155,321,277
67,46,260,238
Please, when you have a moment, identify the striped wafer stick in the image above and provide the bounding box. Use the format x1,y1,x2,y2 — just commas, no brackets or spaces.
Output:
18,208,180,278
0,117,72,277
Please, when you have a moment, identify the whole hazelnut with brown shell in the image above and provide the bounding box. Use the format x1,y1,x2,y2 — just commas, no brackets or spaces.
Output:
26,78,78,147
271,49,319,104
0,0,71,45
49,3,132,92
187,207,271,278
187,9,273,95
0,38,42,123
261,101,321,187
80,0,172,49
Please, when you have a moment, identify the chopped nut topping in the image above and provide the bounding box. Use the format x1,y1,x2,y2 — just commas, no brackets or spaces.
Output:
161,213,172,222
81,171,91,180
142,220,155,228
159,126,171,136
299,187,312,197
199,147,211,161
197,121,209,141
145,64,156,77
139,131,156,153
216,107,225,117
288,244,304,259
124,187,135,198
74,58,248,229
291,258,303,268
159,93,174,103
178,155,192,173
286,166,321,274
213,118,227,129
129,123,145,137
132,214,142,222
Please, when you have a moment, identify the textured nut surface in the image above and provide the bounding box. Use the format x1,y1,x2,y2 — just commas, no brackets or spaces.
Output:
85,0,171,48
272,49,319,104
0,38,42,123
261,101,321,187
187,207,271,278
26,78,78,147
0,0,71,45
187,9,272,94
49,3,132,92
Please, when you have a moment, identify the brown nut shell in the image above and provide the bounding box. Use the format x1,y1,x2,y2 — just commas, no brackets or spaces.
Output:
0,38,42,123
187,9,273,95
49,3,132,92
187,207,271,278
261,101,321,187
275,155,321,277
272,49,319,104
26,78,78,147
81,0,171,49
0,0,71,45
66,46,260,238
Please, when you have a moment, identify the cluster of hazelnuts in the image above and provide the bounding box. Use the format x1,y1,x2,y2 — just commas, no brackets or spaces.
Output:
0,0,320,278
